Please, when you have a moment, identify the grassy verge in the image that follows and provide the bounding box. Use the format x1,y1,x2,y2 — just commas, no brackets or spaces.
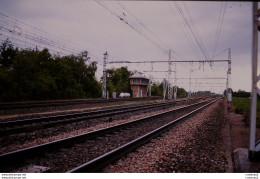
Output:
231,97,260,128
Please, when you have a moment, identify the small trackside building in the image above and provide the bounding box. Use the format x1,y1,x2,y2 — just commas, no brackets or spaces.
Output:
130,74,149,98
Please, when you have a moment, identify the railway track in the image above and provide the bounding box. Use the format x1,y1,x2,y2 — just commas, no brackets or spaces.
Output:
0,99,189,135
0,97,160,110
0,97,218,173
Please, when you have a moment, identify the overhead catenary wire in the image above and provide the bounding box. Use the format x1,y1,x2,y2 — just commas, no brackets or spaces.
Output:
173,1,210,61
212,48,229,59
0,12,72,45
168,2,200,61
211,2,228,59
0,12,83,54
0,36,69,56
0,12,95,58
0,11,105,79
115,1,171,53
0,25,81,56
182,1,208,60
182,2,210,60
94,0,170,55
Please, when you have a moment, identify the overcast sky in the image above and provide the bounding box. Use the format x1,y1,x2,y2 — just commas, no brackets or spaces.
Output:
0,1,255,94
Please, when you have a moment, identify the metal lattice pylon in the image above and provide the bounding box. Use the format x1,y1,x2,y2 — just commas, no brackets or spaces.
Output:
102,52,108,99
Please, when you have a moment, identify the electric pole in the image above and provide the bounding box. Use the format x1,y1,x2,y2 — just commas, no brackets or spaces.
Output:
249,2,260,161
174,61,177,100
226,48,232,101
189,69,192,98
102,52,108,99
168,50,173,100
163,80,167,100
189,62,193,98
148,77,152,97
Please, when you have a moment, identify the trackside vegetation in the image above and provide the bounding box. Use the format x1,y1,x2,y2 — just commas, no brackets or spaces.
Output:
232,96,260,128
0,39,188,102
0,39,101,101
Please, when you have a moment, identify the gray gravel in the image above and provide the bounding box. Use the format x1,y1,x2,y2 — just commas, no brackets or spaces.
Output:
0,100,191,154
5,100,207,173
104,99,227,173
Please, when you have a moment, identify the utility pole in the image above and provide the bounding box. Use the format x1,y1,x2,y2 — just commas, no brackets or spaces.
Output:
226,48,232,101
168,50,173,100
189,62,193,98
163,80,167,100
148,77,152,97
102,52,108,99
174,61,177,100
249,2,260,161
149,82,151,97
189,69,191,98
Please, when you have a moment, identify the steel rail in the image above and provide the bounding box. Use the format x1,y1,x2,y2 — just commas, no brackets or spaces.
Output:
0,99,209,171
0,97,161,110
67,98,220,173
0,100,186,135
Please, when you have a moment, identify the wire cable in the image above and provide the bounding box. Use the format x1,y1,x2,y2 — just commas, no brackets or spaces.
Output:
212,2,227,59
94,0,169,55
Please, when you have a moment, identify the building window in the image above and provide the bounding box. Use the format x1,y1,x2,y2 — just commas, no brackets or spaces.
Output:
133,79,140,84
132,78,149,84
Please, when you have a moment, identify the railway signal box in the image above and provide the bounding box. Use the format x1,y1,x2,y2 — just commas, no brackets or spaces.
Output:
130,74,149,98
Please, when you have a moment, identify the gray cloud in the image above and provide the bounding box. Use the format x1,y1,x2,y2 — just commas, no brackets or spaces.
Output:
0,1,255,92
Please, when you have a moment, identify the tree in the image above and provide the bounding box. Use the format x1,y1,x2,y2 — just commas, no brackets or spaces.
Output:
151,82,163,96
151,80,188,98
0,39,18,70
232,89,250,98
176,87,187,97
0,40,101,101
105,67,132,96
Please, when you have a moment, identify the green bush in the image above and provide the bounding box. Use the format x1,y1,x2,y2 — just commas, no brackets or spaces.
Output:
232,97,260,128
0,39,101,101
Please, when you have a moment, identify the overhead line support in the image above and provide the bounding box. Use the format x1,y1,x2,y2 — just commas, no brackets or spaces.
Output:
249,2,260,161
107,59,229,64
102,52,108,99
168,50,173,100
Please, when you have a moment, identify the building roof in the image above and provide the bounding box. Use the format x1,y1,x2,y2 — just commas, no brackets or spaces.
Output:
130,74,148,79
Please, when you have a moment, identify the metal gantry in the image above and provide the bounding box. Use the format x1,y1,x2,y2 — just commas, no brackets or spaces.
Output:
107,56,230,100
108,60,230,64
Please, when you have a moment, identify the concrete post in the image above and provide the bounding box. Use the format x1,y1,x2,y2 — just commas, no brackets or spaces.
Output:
249,2,259,161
